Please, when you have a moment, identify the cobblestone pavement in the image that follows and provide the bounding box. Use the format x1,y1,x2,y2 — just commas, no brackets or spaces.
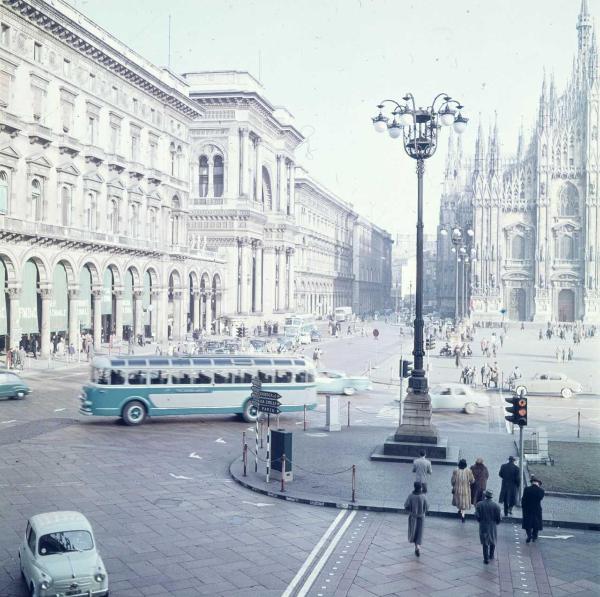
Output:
1,330,599,596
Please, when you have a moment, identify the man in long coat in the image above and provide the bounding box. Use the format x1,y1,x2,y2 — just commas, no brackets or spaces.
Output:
521,477,545,542
404,482,428,557
475,489,501,564
499,455,520,516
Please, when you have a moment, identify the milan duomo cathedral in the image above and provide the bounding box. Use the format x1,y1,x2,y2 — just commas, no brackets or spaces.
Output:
437,1,600,323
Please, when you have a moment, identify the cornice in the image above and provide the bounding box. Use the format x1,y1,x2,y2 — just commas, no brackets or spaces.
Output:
4,0,203,120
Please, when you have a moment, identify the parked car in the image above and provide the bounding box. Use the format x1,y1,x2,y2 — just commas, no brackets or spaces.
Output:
0,369,30,400
515,373,583,398
249,339,268,352
298,332,312,345
428,383,489,414
316,369,372,395
19,511,108,597
310,329,322,342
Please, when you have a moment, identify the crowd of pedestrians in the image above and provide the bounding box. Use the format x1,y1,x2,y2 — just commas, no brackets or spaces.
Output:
405,451,544,564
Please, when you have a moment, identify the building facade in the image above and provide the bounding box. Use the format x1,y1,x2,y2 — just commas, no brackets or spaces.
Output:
437,1,600,323
0,0,224,355
294,167,354,315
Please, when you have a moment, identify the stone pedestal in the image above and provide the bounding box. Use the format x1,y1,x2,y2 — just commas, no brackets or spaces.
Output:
372,388,458,465
325,394,341,432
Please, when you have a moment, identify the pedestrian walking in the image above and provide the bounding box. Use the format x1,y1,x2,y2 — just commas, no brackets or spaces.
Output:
568,346,573,361
470,457,489,505
451,458,474,522
555,346,561,362
499,455,520,516
412,450,432,493
475,489,502,564
562,348,566,362
522,477,545,543
404,482,428,557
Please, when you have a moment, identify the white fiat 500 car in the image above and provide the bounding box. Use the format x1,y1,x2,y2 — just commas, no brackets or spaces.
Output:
19,511,109,597
428,383,490,414
515,373,583,398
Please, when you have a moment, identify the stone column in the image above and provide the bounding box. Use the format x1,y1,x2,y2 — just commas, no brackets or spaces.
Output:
255,137,263,204
240,128,249,196
239,238,249,314
133,290,143,340
262,247,275,316
192,291,200,331
253,241,263,313
92,289,102,350
287,248,295,311
288,161,295,216
278,247,286,311
7,287,21,350
152,289,166,344
205,291,213,334
208,159,214,197
113,288,124,343
278,157,286,213
171,290,182,341
68,289,80,349
39,287,52,358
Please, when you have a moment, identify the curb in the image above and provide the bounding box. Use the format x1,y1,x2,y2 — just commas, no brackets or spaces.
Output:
544,491,600,500
229,458,600,531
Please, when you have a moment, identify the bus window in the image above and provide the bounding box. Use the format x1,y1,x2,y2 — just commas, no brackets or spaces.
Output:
193,371,212,384
150,370,168,385
172,371,192,384
95,369,109,384
307,372,315,383
258,370,273,383
214,371,232,384
276,371,293,383
110,370,125,385
295,371,307,383
243,372,253,383
128,370,146,385
233,370,243,384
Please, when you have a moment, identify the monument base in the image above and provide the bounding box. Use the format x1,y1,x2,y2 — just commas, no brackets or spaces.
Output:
372,437,459,465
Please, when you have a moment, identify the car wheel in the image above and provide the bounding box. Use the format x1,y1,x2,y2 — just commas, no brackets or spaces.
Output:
242,400,259,423
121,401,146,426
15,391,26,400
29,582,36,597
464,402,477,415
561,387,573,399
343,386,356,396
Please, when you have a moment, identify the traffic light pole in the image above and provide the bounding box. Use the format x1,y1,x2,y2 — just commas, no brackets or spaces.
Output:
399,354,404,426
519,424,525,502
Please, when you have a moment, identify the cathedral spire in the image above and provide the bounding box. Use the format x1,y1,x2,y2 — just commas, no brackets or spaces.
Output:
474,116,486,173
516,119,524,162
445,132,455,179
538,71,548,127
578,0,593,55
488,111,500,175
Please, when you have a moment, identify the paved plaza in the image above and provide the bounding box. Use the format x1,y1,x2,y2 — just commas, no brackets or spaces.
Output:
0,326,598,596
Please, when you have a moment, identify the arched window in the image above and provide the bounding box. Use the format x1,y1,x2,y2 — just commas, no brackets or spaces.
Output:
560,235,574,260
129,203,139,238
559,184,579,216
171,197,180,245
511,235,525,260
148,208,157,242
0,170,8,214
261,166,272,209
85,192,95,230
107,198,119,234
213,155,224,197
169,142,176,176
31,178,41,220
61,186,71,226
176,145,183,178
199,156,209,197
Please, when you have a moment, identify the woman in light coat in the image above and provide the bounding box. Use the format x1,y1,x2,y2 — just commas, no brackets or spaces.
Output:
451,458,475,522
404,482,428,557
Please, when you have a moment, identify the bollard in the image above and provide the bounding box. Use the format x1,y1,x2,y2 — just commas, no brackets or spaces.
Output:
347,401,351,427
243,442,248,477
303,404,307,431
351,464,356,502
577,410,581,438
260,419,264,449
281,454,286,492
255,418,259,473
242,431,246,453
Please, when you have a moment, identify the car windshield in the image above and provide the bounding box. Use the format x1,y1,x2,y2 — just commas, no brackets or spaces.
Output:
38,530,93,555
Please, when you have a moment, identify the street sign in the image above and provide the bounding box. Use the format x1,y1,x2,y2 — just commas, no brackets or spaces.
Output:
258,398,281,409
259,405,281,415
257,390,281,400
251,377,262,403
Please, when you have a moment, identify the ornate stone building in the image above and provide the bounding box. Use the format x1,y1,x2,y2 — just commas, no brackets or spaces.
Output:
0,0,224,355
437,1,600,323
294,167,355,315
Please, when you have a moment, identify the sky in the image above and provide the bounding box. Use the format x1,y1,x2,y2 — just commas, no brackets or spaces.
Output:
68,0,599,236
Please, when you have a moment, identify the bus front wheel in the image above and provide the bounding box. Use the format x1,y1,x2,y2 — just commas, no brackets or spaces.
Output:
241,400,259,423
122,401,146,426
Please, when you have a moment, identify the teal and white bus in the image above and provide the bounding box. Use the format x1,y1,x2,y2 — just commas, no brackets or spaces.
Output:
284,314,316,339
79,355,317,426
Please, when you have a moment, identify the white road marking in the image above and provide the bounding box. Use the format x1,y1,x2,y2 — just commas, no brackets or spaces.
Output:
538,534,574,539
54,408,66,412
1,420,16,424
215,437,226,443
296,511,357,597
188,452,203,459
305,433,328,437
282,510,347,597
242,501,276,508
169,473,192,480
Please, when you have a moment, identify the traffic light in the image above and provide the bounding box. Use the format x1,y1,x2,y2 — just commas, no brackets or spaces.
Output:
505,395,528,426
236,326,243,338
425,337,436,351
241,325,247,338
401,360,413,378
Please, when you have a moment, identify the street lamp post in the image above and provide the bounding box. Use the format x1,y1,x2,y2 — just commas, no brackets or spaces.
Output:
372,93,468,456
441,226,473,326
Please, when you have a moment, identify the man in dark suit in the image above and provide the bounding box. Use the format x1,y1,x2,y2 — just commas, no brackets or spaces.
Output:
499,455,520,516
475,489,502,564
522,476,545,542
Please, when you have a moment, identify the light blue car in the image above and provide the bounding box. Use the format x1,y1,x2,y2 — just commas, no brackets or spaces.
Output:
316,369,372,395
